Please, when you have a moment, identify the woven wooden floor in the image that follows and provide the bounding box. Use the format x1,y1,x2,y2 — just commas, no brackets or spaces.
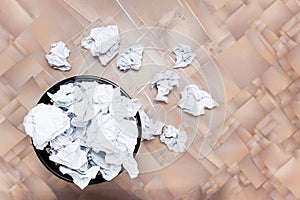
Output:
0,0,299,199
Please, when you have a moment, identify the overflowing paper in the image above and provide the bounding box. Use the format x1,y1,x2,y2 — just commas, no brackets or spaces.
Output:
177,84,219,116
117,44,144,72
151,70,180,103
160,125,187,153
45,41,71,71
139,110,164,140
111,87,141,119
47,83,83,108
23,80,141,189
50,127,75,151
88,151,122,181
49,139,88,170
60,164,99,190
84,113,139,179
172,44,195,68
81,25,120,66
23,103,70,150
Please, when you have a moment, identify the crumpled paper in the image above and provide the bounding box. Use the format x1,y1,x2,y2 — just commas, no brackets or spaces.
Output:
110,88,141,143
172,44,195,68
117,44,144,72
50,127,75,151
177,84,219,116
24,79,143,189
72,126,88,147
105,151,139,179
50,139,88,170
23,103,70,150
111,87,141,119
139,110,164,140
84,86,140,180
151,70,180,103
47,83,83,108
81,25,119,66
88,151,122,181
93,83,117,115
45,41,71,71
67,81,102,126
85,113,139,179
85,113,137,153
160,125,187,153
93,84,115,105
60,164,99,190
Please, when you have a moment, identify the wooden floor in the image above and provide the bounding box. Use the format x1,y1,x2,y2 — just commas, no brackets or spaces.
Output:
0,0,299,199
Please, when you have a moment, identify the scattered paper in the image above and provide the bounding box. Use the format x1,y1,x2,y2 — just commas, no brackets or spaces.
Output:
151,70,180,103
45,41,71,71
139,110,164,140
177,84,219,116
23,103,70,150
160,125,187,153
172,44,195,68
117,44,144,72
81,25,120,66
25,77,205,189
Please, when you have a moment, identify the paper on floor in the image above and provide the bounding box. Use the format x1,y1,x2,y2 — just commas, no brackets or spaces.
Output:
172,44,195,69
81,25,119,66
177,84,219,116
151,70,180,103
160,125,187,153
139,110,164,140
117,44,144,72
45,41,71,71
23,103,70,150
